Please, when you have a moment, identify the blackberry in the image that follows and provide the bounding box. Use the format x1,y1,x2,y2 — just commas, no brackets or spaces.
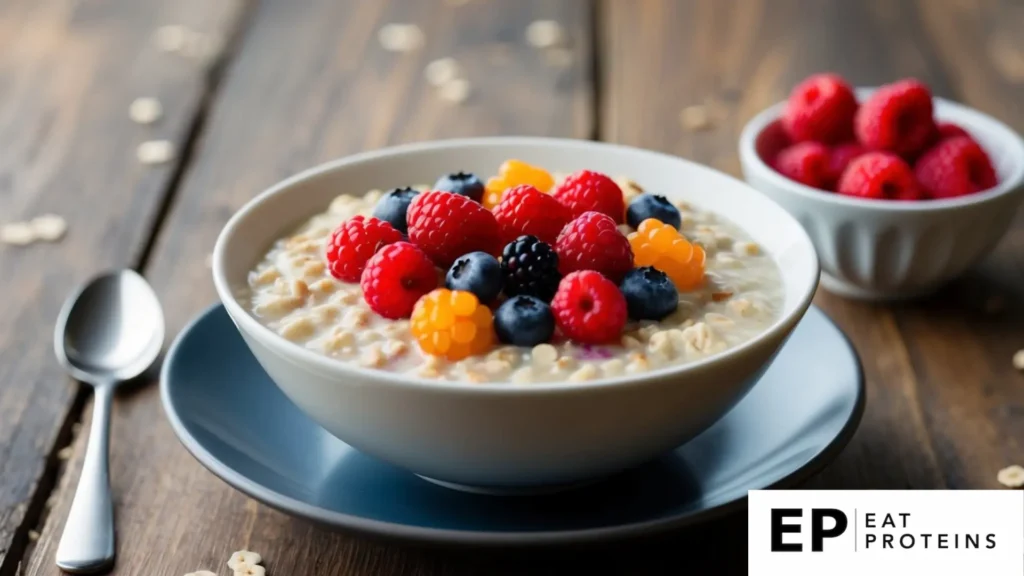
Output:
500,235,561,302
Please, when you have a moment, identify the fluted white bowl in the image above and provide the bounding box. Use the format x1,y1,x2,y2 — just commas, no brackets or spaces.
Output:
739,88,1024,301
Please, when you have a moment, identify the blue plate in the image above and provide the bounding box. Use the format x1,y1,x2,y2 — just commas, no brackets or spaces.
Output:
161,304,863,545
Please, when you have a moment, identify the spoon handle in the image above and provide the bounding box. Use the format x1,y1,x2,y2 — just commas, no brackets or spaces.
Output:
56,384,115,574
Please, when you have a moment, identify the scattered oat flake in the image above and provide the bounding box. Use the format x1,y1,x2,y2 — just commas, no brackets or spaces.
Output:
1,222,36,246
680,105,713,132
998,464,1024,488
378,24,423,52
525,20,564,49
424,57,460,86
57,446,73,460
31,214,67,241
129,98,163,125
137,140,176,165
234,564,265,576
227,551,262,571
155,25,188,52
438,78,470,103
1013,349,1024,371
185,572,217,576
27,530,39,542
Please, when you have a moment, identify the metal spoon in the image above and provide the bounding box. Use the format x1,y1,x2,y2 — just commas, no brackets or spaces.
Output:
53,269,164,574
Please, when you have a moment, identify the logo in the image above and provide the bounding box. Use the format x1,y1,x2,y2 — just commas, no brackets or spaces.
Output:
749,490,1023,575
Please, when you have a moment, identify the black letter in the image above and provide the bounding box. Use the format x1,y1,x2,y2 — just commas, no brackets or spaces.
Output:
938,534,948,549
883,534,893,548
966,534,979,549
771,509,802,552
811,509,848,552
900,534,915,549
865,534,876,548
899,512,910,528
987,534,997,549
865,513,875,528
921,534,932,548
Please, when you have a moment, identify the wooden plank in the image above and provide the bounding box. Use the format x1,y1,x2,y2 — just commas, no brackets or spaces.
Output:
23,0,597,575
0,0,246,570
887,0,1024,488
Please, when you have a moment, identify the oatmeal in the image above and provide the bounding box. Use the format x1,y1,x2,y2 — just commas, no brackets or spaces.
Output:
241,170,784,384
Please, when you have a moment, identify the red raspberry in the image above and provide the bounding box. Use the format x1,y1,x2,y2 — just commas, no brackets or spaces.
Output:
360,242,438,319
781,73,858,144
775,142,831,189
855,79,936,158
407,190,501,267
827,142,866,186
324,216,403,282
551,271,627,345
555,212,633,282
837,152,922,201
552,170,626,223
935,122,972,142
492,184,571,245
914,136,998,199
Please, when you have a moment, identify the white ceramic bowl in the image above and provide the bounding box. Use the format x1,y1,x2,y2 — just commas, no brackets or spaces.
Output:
740,88,1024,301
212,137,819,492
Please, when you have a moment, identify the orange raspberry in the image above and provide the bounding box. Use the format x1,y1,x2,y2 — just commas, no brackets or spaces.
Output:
411,289,495,361
628,218,706,291
483,159,555,209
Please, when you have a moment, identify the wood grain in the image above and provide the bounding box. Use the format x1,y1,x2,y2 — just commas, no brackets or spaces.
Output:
23,1,599,575
0,0,245,571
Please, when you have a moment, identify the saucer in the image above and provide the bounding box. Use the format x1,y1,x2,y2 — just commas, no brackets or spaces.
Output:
161,304,864,545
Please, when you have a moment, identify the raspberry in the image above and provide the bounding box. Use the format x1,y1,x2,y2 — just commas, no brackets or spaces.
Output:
855,79,936,158
781,73,858,144
935,122,972,142
827,142,867,186
555,212,633,282
552,170,626,222
483,160,555,209
775,142,831,189
837,152,921,201
550,271,627,345
324,216,402,282
914,136,998,199
360,242,438,319
501,235,562,302
627,219,705,291
407,190,501,267
492,184,571,245
410,288,494,361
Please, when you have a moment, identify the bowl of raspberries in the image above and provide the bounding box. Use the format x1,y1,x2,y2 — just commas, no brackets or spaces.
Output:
739,73,1024,300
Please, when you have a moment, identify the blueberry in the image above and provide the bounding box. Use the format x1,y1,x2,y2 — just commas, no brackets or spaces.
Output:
494,295,555,346
434,172,485,202
626,194,682,230
372,187,420,234
446,252,503,303
619,267,678,320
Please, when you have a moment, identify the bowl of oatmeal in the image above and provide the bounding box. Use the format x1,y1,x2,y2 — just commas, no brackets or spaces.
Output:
212,137,819,491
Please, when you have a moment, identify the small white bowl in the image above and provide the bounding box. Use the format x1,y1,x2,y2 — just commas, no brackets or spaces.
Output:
739,89,1024,301
212,137,819,491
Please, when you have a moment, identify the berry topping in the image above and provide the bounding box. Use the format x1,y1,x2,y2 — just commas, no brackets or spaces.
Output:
781,73,858,144
500,235,562,302
628,219,706,291
410,289,494,361
407,190,501,267
914,136,998,199
484,160,555,209
935,122,972,143
550,270,628,345
324,215,403,282
619,267,679,321
626,194,682,230
827,142,867,186
855,79,936,158
434,172,485,203
360,242,438,319
555,212,634,282
552,169,626,223
445,251,503,303
371,187,420,235
492,184,571,245
775,142,831,189
837,152,922,201
494,295,555,347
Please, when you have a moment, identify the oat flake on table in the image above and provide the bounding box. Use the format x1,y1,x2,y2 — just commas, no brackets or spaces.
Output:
31,214,67,241
137,140,176,164
1013,349,1024,371
424,57,461,86
155,25,188,52
185,571,217,576
998,464,1024,488
228,551,262,571
378,24,423,52
0,222,35,245
438,78,470,103
129,97,163,125
525,20,564,48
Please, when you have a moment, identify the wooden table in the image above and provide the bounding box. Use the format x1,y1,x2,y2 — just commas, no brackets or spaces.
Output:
2,0,1022,573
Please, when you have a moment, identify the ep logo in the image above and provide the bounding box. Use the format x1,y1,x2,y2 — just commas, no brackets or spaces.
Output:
771,508,848,552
